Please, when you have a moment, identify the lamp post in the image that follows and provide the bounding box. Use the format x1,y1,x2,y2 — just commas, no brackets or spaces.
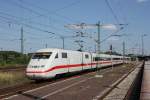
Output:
109,35,125,71
141,34,147,56
60,36,65,49
110,44,113,71
55,35,76,49
123,41,125,64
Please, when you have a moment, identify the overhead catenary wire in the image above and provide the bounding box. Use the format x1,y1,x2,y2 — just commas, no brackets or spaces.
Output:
0,15,56,35
0,10,70,33
0,0,130,52
2,0,67,29
1,0,77,38
115,0,128,25
100,27,124,44
5,0,46,19
0,11,77,49
16,0,82,23
85,24,126,47
0,31,18,38
11,0,82,34
105,0,120,25
0,19,54,40
4,0,80,25
0,13,77,50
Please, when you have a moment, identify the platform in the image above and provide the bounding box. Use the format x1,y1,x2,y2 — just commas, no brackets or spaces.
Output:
140,61,150,100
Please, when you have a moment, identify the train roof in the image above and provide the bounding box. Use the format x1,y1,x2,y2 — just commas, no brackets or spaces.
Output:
36,48,87,53
35,48,130,58
36,48,62,52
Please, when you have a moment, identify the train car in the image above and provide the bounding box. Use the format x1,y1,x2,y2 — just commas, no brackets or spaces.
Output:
26,48,129,80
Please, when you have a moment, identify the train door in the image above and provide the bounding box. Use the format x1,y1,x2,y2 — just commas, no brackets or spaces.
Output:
68,51,82,72
81,52,83,71
92,54,97,69
90,52,93,69
83,53,91,70
61,52,69,73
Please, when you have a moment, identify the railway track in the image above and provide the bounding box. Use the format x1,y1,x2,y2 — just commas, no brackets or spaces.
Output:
0,67,98,99
0,66,26,72
0,76,69,99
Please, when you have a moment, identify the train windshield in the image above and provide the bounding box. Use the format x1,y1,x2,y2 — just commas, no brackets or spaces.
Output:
32,52,52,59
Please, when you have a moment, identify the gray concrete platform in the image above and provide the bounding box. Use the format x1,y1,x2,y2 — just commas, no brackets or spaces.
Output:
140,61,150,100
103,63,142,100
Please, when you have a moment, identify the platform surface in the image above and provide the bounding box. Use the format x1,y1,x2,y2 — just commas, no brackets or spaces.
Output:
140,61,150,100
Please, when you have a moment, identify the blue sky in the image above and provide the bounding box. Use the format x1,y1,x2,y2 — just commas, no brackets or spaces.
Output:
0,0,149,55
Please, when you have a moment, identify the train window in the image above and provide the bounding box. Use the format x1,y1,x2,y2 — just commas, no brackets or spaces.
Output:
93,57,102,61
102,57,111,61
107,58,111,60
55,53,58,58
85,54,89,59
62,53,67,58
32,52,52,59
113,58,120,60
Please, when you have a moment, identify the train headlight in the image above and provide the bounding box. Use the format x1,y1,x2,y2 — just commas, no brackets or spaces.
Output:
31,65,45,68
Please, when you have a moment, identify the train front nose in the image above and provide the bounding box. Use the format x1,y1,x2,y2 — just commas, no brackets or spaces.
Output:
26,64,47,80
26,72,46,80
26,51,53,80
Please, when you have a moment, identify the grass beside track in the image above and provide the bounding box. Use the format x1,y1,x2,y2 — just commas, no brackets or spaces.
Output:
0,71,30,89
0,64,26,69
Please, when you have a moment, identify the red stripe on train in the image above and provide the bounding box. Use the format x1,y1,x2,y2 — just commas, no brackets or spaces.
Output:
26,61,112,73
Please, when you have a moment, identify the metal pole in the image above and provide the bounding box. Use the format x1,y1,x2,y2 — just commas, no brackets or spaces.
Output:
95,44,96,53
61,36,65,49
45,44,48,48
123,41,125,63
142,35,144,56
21,27,24,54
95,21,103,78
62,37,64,49
97,21,100,54
110,44,113,70
97,21,100,69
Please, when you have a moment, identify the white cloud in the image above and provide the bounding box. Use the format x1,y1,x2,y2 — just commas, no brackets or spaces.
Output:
137,0,149,3
107,37,119,41
101,24,117,31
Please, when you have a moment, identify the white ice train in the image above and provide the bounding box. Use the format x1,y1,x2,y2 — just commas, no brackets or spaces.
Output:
26,48,130,80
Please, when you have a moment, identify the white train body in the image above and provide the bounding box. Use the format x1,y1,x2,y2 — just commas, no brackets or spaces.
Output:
26,48,130,80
